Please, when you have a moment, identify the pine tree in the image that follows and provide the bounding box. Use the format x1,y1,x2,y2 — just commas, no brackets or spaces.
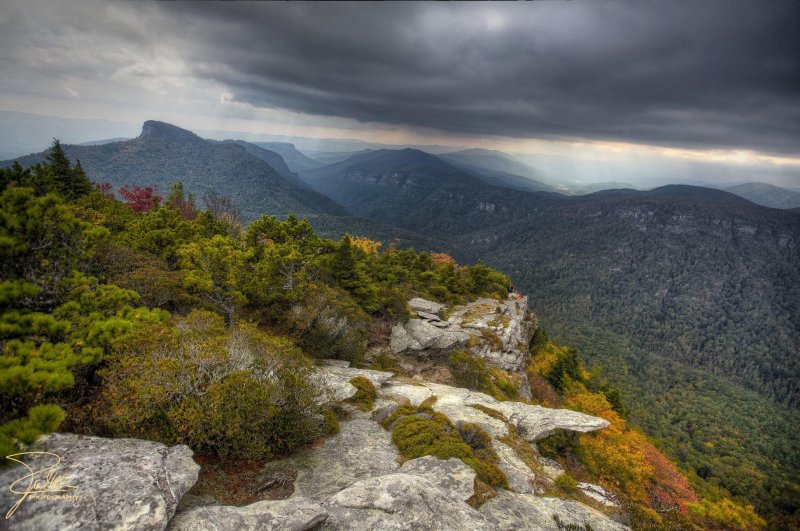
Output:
37,140,93,199
332,235,378,311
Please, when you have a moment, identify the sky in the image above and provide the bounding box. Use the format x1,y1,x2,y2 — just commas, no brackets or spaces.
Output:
0,1,798,187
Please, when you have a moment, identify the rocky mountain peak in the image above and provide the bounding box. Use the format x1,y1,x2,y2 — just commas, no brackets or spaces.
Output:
139,120,204,143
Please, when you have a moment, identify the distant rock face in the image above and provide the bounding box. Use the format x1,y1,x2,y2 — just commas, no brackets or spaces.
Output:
0,433,198,531
390,296,537,372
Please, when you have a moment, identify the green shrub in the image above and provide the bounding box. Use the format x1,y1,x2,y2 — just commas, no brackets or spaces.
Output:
538,431,579,459
347,376,378,411
480,329,504,351
290,285,370,365
99,311,325,459
369,353,406,375
555,473,579,492
386,405,508,488
322,407,341,435
448,350,492,391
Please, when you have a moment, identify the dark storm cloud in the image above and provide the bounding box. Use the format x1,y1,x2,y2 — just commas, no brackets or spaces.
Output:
144,1,800,155
1,1,797,155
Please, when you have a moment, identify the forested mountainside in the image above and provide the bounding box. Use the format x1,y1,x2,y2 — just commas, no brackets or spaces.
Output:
296,148,800,522
219,139,302,184
1,121,346,219
0,144,770,530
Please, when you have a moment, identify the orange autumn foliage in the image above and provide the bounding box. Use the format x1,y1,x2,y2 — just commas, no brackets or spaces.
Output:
431,252,457,265
529,340,765,530
564,379,699,512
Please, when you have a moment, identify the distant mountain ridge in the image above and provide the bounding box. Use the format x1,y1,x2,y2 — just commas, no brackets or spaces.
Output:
253,142,324,173
2,120,346,219
726,182,800,209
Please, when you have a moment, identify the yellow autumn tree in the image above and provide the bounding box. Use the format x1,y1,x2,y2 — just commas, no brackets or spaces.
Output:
351,236,381,255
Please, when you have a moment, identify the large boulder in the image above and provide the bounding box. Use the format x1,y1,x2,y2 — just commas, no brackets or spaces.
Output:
168,496,328,531
480,491,629,531
0,433,198,531
398,456,476,502
391,296,537,373
323,473,494,530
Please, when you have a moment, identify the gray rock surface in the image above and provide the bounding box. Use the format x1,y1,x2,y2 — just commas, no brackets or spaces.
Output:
578,482,621,507
408,297,444,314
391,296,536,372
323,473,494,530
480,491,629,531
399,456,476,502
290,419,400,501
493,440,538,494
503,402,611,442
389,324,422,352
0,433,198,531
382,380,608,442
168,496,328,531
316,365,394,402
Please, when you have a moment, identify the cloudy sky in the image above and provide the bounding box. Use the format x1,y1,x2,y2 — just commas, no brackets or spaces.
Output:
0,1,798,186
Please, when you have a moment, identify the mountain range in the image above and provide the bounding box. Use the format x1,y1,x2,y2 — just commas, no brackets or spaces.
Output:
3,121,799,517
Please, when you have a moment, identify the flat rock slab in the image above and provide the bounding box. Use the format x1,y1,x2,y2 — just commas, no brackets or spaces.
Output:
316,366,395,402
408,298,444,314
323,473,494,530
379,381,609,442
502,402,610,442
399,456,476,502
289,419,400,501
414,310,442,321
480,491,629,531
0,433,198,531
168,496,328,531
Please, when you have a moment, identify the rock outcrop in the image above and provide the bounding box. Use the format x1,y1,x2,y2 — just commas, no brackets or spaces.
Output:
316,363,396,402
480,490,628,531
0,433,198,531
382,380,610,442
391,296,537,372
